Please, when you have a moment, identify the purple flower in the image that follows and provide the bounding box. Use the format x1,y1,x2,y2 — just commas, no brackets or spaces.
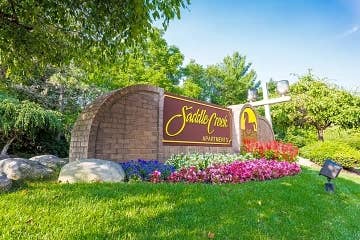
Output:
120,159,175,181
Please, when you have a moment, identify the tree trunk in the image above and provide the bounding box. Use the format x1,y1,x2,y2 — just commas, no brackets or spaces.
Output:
59,85,65,113
0,66,6,78
317,128,324,142
1,136,16,155
56,85,65,141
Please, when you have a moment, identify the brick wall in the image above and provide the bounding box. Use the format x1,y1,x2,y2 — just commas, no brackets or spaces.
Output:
69,85,233,162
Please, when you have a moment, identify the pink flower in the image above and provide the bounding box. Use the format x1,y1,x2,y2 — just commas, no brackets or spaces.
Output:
165,159,301,184
150,170,162,183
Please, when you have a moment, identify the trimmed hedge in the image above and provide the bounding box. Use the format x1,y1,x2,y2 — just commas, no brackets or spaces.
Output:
300,141,360,168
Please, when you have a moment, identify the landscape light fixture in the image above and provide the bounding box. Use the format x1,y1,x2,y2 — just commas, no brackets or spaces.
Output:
319,159,342,193
276,80,290,96
243,80,291,127
247,88,258,102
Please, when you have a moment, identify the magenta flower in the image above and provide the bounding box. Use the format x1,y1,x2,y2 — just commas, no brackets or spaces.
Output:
166,159,301,184
150,170,162,183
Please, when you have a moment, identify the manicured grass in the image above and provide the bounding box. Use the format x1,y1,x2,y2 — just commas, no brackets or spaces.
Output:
1,168,359,240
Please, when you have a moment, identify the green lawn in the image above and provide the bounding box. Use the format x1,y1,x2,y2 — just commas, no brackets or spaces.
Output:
1,168,359,240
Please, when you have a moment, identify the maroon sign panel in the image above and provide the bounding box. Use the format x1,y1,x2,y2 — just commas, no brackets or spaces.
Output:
163,94,232,146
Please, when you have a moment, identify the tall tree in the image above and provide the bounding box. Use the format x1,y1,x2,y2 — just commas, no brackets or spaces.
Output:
87,29,184,93
0,0,190,75
181,78,203,99
182,60,208,100
207,52,258,105
1,64,102,113
217,52,258,105
182,53,258,105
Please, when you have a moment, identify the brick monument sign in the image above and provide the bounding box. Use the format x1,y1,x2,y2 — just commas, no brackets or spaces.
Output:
69,84,274,162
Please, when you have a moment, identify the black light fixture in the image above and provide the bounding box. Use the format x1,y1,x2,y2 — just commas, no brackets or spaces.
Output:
319,159,342,193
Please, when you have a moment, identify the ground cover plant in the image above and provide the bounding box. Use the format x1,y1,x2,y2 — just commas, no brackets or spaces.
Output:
0,168,359,240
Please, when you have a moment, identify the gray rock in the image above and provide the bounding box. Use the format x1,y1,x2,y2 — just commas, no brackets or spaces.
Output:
0,158,54,180
58,159,125,183
0,172,12,192
0,154,9,160
29,155,68,170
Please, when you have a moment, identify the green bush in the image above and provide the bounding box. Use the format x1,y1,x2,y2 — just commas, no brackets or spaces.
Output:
324,127,360,151
300,141,360,169
166,152,254,170
281,126,317,148
0,130,69,158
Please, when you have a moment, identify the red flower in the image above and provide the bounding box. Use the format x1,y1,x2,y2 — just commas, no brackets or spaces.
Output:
243,140,299,162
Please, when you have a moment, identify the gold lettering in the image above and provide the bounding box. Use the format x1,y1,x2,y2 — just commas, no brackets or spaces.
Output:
165,106,192,136
202,135,231,143
207,113,216,134
165,105,229,137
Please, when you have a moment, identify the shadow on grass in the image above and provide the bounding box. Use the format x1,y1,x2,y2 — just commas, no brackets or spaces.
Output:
0,168,359,240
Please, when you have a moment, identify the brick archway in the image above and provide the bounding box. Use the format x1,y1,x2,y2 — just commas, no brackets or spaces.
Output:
69,85,164,162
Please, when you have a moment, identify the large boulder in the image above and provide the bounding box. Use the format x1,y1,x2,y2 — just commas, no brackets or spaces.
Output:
0,154,9,160
0,158,54,180
29,155,68,171
0,172,12,192
58,159,126,183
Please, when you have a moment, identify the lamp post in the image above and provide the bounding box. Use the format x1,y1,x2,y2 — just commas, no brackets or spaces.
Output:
262,81,272,127
246,80,291,127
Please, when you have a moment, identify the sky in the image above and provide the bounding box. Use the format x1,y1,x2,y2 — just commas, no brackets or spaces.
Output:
163,0,360,91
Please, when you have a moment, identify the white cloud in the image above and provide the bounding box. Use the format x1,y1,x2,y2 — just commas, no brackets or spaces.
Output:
338,25,360,38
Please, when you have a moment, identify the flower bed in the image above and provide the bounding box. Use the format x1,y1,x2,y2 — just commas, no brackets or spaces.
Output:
166,152,254,170
243,140,299,162
151,159,301,184
120,160,175,181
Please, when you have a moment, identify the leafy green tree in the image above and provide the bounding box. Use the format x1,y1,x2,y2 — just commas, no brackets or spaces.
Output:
86,29,184,93
182,60,208,100
1,64,103,113
215,52,258,105
0,0,190,75
181,79,202,99
207,52,256,106
182,53,258,105
1,63,104,149
272,71,360,142
0,99,62,155
332,90,360,129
